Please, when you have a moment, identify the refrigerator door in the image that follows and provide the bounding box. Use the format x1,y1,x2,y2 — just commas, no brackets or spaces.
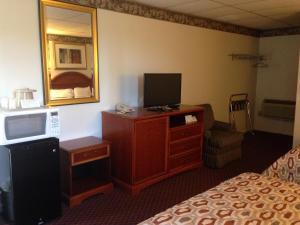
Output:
9,138,61,225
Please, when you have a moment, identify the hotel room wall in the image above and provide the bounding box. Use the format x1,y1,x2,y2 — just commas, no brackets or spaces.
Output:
98,10,258,133
254,36,300,136
0,1,43,102
0,0,258,143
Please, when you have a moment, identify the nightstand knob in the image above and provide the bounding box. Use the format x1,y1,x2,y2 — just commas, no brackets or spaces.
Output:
52,149,57,153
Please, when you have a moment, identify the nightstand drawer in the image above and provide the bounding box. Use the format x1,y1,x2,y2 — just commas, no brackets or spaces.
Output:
73,146,109,165
170,125,202,141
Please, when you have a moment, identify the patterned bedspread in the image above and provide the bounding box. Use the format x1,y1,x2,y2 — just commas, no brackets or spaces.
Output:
138,172,300,225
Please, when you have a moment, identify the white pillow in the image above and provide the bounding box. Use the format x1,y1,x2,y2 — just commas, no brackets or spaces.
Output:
74,86,91,98
50,89,74,100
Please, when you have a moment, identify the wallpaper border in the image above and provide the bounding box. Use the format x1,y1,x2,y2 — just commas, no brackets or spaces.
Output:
60,0,300,38
60,0,259,37
260,27,300,37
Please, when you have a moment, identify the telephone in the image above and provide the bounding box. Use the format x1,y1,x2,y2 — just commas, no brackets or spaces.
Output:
115,103,135,114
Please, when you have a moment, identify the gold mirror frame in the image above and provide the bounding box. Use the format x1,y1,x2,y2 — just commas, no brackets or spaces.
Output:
39,0,99,106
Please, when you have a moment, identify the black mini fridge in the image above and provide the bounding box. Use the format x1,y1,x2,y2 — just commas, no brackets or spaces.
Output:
0,138,61,225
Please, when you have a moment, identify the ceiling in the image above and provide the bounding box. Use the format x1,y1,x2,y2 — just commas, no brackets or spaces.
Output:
45,6,91,37
129,0,300,30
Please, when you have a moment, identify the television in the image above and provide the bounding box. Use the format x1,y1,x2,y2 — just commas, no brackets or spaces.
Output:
144,73,181,108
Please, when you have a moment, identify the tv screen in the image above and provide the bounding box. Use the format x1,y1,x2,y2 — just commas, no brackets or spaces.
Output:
144,73,181,108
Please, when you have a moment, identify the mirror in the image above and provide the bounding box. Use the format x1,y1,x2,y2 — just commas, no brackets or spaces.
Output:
39,0,99,106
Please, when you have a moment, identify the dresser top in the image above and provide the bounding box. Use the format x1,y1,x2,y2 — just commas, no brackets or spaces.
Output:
102,105,203,120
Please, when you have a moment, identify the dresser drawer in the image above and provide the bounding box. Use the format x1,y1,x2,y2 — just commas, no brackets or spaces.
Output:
170,125,202,141
169,150,201,170
170,136,202,156
73,146,109,165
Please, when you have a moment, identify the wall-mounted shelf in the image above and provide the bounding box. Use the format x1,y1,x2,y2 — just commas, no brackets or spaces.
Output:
229,53,268,68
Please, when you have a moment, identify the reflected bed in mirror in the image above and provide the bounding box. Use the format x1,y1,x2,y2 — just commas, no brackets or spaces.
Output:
50,71,93,100
39,0,99,106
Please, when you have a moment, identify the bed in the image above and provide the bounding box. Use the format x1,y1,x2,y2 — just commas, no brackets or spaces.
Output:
50,71,93,100
139,147,300,225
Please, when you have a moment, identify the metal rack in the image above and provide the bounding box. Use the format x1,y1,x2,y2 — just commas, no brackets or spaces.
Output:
229,93,254,134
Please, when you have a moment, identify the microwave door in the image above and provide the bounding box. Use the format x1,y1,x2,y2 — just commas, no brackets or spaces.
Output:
4,113,47,144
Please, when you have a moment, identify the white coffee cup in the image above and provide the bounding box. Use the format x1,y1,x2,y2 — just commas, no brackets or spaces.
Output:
0,97,9,109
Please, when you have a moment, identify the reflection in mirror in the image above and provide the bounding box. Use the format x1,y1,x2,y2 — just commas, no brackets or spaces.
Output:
39,0,99,106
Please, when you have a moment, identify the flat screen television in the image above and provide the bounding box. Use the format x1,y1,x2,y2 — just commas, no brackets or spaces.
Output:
144,73,181,108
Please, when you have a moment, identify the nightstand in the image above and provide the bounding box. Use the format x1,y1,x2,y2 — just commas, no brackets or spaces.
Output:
60,136,113,207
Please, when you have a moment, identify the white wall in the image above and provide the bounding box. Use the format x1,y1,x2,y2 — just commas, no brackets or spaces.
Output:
254,35,300,136
0,0,43,102
0,0,258,142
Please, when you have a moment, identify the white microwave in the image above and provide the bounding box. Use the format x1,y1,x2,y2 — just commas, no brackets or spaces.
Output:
0,107,60,145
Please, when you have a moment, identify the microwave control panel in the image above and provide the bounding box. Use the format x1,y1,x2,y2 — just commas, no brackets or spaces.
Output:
50,111,60,137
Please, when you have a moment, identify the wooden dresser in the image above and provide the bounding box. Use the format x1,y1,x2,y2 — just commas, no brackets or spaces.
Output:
102,105,204,194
